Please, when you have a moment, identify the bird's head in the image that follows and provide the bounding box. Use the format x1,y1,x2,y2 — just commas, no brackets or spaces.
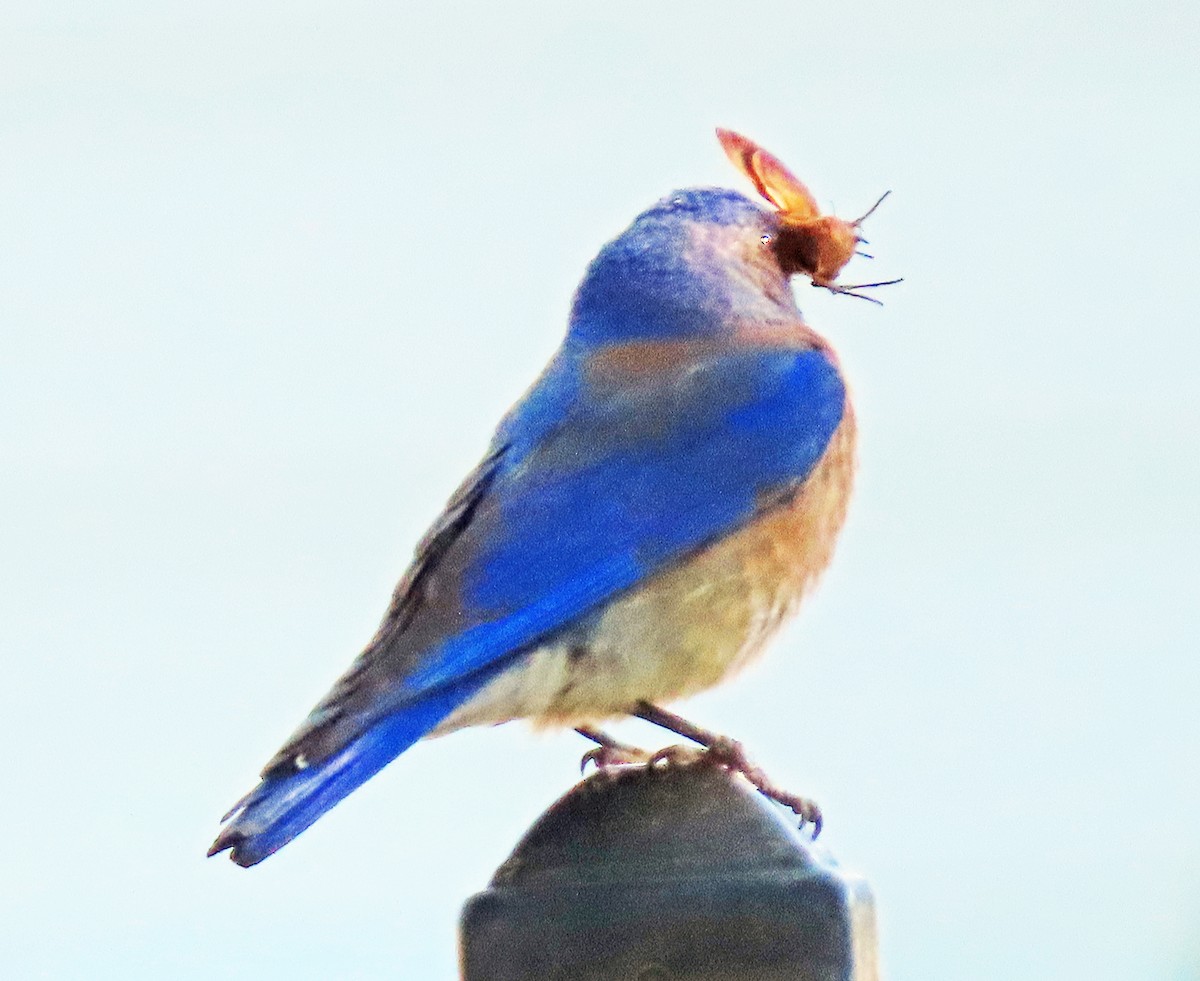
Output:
568,185,800,345
567,130,897,346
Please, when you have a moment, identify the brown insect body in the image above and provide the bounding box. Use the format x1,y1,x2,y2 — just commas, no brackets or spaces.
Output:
773,213,859,285
716,127,898,302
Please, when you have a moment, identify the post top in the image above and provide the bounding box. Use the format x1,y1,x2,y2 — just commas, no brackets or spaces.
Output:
491,763,826,889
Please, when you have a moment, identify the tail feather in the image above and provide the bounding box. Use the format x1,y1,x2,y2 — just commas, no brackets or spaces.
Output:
209,679,484,867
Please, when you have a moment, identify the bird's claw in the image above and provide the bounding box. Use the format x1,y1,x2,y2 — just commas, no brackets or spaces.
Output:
580,743,654,774
694,736,824,835
647,744,707,768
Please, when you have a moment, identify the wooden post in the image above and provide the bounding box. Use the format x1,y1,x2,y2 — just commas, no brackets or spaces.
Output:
460,763,878,980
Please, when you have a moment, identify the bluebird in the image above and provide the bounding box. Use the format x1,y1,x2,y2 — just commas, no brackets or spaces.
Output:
209,129,895,867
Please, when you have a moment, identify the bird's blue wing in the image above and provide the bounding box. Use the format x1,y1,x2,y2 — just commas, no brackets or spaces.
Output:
210,341,844,865
404,343,846,692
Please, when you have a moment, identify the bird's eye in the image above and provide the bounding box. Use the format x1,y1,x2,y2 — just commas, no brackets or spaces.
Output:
760,234,772,246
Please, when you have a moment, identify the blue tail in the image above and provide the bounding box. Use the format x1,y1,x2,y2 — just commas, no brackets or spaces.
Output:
208,678,486,867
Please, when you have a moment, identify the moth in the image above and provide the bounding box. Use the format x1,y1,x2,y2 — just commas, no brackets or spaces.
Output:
717,128,900,304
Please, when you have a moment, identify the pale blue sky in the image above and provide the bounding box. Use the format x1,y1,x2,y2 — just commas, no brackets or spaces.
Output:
3,2,1198,978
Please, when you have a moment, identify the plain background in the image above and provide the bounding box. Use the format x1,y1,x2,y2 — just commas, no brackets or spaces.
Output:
3,2,1198,978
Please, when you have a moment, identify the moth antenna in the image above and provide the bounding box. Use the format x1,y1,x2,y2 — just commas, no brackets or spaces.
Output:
817,277,904,305
818,283,884,306
855,250,875,259
853,190,892,226
836,278,904,290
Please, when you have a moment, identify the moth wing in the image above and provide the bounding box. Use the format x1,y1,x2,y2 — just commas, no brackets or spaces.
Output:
716,128,821,219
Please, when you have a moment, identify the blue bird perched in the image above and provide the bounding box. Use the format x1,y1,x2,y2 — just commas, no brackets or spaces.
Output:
209,129,896,867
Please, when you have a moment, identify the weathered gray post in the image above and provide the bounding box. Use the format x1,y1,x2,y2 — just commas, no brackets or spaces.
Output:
460,763,878,980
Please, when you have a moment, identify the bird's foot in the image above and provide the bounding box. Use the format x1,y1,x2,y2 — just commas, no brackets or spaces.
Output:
692,735,823,835
576,727,653,773
580,743,655,772
633,702,823,835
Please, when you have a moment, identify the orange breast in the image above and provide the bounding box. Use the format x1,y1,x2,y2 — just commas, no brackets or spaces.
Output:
738,402,857,614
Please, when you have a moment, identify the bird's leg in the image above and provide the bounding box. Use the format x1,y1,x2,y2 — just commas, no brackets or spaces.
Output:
575,726,654,773
633,701,823,834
